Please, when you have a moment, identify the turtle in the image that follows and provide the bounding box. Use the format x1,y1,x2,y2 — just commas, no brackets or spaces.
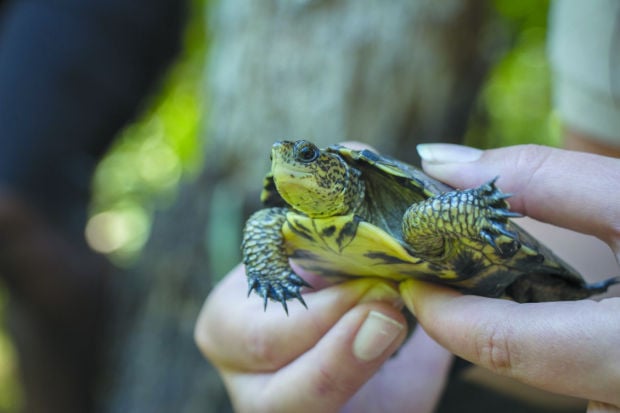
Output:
242,140,619,313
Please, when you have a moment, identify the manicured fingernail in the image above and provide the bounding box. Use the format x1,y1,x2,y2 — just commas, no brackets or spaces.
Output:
417,144,483,164
353,310,404,361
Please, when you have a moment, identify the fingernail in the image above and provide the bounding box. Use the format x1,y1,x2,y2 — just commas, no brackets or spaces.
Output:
417,144,483,164
353,310,404,361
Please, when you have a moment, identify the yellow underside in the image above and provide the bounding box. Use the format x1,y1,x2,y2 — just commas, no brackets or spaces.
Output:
282,212,483,284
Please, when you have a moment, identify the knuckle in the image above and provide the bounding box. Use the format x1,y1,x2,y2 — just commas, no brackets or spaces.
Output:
513,144,551,185
510,144,553,214
513,144,549,166
314,364,341,396
242,321,280,370
474,321,516,375
311,363,358,399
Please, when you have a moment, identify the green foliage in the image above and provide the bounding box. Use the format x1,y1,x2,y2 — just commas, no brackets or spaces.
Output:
0,287,22,412
87,0,207,264
465,0,559,149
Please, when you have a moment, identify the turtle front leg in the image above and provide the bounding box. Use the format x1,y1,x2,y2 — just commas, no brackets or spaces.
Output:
242,207,311,313
402,178,522,259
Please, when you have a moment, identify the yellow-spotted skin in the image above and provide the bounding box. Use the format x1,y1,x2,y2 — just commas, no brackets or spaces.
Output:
242,140,619,312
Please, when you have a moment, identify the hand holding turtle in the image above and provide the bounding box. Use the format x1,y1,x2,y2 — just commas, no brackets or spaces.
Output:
402,144,620,411
195,141,454,413
195,265,452,413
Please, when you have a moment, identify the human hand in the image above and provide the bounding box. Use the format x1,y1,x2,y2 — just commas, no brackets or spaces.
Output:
195,265,452,413
401,144,620,411
195,141,453,412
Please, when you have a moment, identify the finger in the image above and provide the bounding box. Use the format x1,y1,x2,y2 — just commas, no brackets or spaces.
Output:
400,279,620,407
195,264,403,372
225,302,407,413
344,325,453,413
417,144,620,245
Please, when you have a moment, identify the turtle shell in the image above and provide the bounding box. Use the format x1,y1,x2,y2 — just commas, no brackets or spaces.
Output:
259,143,617,303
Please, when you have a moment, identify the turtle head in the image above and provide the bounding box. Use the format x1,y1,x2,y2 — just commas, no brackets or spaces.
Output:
270,140,365,218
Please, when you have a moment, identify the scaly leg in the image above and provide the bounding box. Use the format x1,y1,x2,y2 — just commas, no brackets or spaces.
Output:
242,207,310,313
402,178,521,259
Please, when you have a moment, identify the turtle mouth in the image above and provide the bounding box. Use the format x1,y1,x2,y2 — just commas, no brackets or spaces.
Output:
270,141,323,206
271,162,312,182
271,145,314,177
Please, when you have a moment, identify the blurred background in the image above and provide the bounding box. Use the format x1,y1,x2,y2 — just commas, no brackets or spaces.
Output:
85,0,556,268
1,0,614,412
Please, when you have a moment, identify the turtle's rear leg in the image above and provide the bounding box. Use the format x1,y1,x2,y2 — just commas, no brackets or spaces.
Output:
242,207,311,314
402,178,522,259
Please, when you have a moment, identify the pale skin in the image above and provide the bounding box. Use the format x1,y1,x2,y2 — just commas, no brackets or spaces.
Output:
195,143,620,412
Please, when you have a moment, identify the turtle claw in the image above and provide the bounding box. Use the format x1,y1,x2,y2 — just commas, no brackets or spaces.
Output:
492,208,523,218
278,294,289,315
480,229,499,252
489,220,518,239
270,284,292,315
480,223,520,258
484,176,500,189
294,291,308,309
476,179,522,257
494,192,514,201
247,277,259,297
246,269,312,314
288,273,313,289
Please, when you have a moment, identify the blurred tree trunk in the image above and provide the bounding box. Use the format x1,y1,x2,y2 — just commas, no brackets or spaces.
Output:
99,1,499,411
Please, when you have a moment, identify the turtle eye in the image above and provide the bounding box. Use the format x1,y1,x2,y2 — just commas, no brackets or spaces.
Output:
295,142,319,163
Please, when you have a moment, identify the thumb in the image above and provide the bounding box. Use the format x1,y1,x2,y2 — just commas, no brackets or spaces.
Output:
399,279,620,407
256,301,408,413
416,144,620,246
